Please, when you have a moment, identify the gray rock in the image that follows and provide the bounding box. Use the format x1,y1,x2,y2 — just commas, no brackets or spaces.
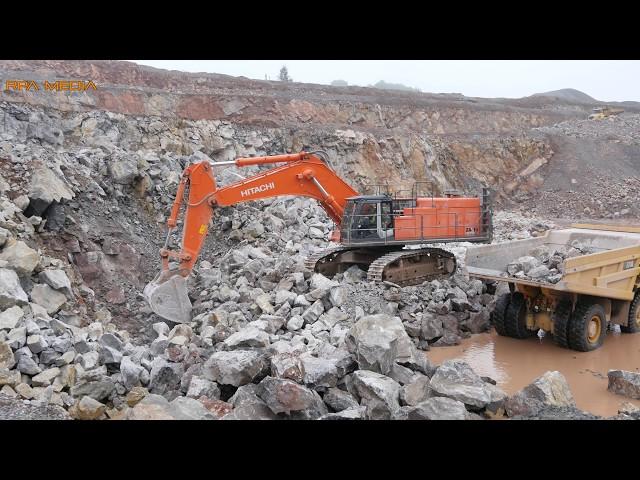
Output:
257,376,328,418
148,357,184,394
203,350,264,387
406,397,470,420
388,363,418,386
323,387,360,412
17,355,41,375
26,334,47,354
108,156,139,185
6,327,26,349
120,356,144,389
347,370,401,420
222,401,278,420
310,273,339,291
401,375,432,406
31,367,60,387
27,166,74,215
38,270,73,297
30,285,67,315
608,370,640,400
302,300,324,324
0,241,40,276
186,376,221,399
286,316,304,331
321,406,367,420
78,351,100,370
271,351,305,383
0,269,29,308
70,379,115,401
300,354,338,390
0,306,24,330
167,396,215,420
466,310,491,334
420,313,444,340
429,360,505,409
505,371,575,417
223,326,270,349
527,265,550,280
345,314,399,375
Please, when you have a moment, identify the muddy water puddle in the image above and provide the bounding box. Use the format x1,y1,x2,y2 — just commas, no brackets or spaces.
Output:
426,330,640,417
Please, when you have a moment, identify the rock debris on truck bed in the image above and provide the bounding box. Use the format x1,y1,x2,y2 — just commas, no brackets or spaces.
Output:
505,240,596,284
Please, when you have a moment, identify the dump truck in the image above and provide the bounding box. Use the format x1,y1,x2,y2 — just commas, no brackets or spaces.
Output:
465,224,640,351
588,106,624,120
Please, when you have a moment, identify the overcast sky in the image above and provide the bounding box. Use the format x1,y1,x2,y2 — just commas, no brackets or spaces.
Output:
132,60,640,102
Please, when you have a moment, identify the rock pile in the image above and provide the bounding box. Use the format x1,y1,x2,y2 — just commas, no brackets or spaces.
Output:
505,240,595,284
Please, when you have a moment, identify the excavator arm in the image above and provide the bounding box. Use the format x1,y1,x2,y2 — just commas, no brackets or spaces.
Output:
144,151,359,323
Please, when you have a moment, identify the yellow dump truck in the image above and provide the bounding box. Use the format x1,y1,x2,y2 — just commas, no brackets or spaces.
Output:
588,107,624,120
465,225,640,351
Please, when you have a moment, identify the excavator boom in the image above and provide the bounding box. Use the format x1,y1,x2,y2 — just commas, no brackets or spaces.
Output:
144,152,358,322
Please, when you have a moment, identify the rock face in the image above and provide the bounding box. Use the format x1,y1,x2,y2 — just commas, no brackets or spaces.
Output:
505,371,575,417
608,370,640,400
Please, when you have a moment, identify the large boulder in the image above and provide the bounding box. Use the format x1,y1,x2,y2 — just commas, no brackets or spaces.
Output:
38,270,73,298
257,376,328,418
30,284,67,315
203,350,265,387
505,371,575,417
429,360,506,410
608,370,640,400
345,314,417,375
0,242,40,277
346,370,401,420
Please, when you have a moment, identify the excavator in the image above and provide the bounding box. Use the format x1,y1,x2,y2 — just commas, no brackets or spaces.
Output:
143,151,493,323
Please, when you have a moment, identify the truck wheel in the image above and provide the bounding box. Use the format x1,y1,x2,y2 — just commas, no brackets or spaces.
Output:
504,292,536,339
492,293,510,336
567,302,607,351
621,292,640,333
552,300,572,349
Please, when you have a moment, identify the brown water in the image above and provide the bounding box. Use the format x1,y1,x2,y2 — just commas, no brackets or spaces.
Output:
426,330,640,417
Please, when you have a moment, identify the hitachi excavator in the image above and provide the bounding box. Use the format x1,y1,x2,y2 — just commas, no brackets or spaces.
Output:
144,151,493,323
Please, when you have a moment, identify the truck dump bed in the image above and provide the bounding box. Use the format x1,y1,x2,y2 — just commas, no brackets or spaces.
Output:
465,225,640,301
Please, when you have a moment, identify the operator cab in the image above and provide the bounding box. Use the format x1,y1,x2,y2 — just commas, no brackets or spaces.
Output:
341,195,395,243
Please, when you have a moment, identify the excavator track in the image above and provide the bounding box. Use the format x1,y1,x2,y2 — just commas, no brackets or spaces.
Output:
303,246,357,273
305,246,457,287
366,247,457,286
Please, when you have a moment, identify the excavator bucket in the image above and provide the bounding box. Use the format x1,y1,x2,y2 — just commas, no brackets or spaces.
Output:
143,272,193,324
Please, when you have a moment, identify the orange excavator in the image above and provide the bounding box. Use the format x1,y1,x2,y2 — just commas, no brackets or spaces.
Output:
144,151,493,323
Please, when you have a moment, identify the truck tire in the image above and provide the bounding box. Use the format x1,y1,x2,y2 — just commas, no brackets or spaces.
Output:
552,300,572,348
621,292,640,333
567,302,607,351
492,293,510,336
504,292,536,339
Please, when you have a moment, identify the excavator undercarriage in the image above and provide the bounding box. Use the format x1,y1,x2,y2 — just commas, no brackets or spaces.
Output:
304,246,457,286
